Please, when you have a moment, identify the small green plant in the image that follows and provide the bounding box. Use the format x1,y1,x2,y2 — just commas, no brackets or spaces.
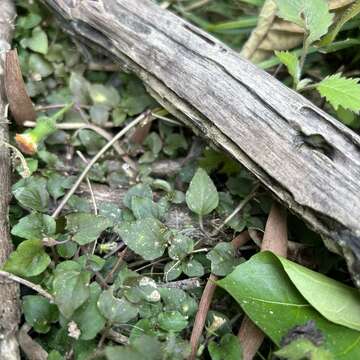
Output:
15,102,73,154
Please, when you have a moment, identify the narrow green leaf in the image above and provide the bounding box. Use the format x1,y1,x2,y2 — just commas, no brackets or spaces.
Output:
316,73,360,113
186,168,219,216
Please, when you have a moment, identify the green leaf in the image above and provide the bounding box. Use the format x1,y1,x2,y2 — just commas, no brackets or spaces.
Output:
23,295,58,333
116,218,168,260
89,84,120,108
90,104,109,126
16,13,42,30
53,261,91,318
123,276,161,304
275,338,333,360
69,72,90,104
66,213,112,245
12,177,49,212
186,168,219,216
123,184,153,208
275,51,300,86
131,196,160,220
47,173,75,200
218,252,360,359
168,235,194,261
275,255,360,331
320,0,360,46
3,240,51,277
208,334,243,360
182,258,204,277
159,288,198,317
20,26,48,54
28,53,53,78
98,288,138,324
316,73,360,113
158,311,188,332
11,212,56,240
275,0,333,45
72,283,106,340
105,335,162,360
164,260,182,281
207,242,238,276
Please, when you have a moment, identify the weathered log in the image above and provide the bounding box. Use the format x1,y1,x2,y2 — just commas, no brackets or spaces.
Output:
0,1,20,359
40,0,360,284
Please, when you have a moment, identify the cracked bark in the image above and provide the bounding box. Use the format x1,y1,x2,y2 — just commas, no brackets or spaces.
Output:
40,0,360,285
0,1,20,359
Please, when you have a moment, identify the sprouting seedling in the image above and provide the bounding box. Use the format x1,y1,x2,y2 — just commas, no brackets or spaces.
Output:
15,102,74,155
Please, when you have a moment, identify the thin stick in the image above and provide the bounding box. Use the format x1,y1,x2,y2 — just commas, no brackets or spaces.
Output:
189,231,250,360
76,150,98,216
104,248,128,284
24,121,114,129
51,112,149,219
0,271,53,302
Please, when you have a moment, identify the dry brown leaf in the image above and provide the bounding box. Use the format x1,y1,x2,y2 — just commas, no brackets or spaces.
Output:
5,50,36,126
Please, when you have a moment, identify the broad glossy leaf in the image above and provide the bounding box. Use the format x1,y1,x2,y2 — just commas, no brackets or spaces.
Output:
123,276,161,304
116,218,167,260
4,239,51,277
72,283,106,340
98,288,138,324
53,261,91,318
11,212,56,240
316,73,360,113
276,255,360,331
66,213,112,245
218,252,360,359
208,334,243,360
23,295,59,333
186,168,219,216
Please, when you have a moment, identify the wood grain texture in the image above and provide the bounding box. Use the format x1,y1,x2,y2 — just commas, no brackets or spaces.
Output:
40,0,360,284
0,1,20,359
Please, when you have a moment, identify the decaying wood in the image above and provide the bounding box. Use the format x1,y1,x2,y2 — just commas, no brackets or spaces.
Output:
40,0,360,285
0,1,20,359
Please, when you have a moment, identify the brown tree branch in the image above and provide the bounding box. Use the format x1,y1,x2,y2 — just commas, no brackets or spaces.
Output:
0,2,21,359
